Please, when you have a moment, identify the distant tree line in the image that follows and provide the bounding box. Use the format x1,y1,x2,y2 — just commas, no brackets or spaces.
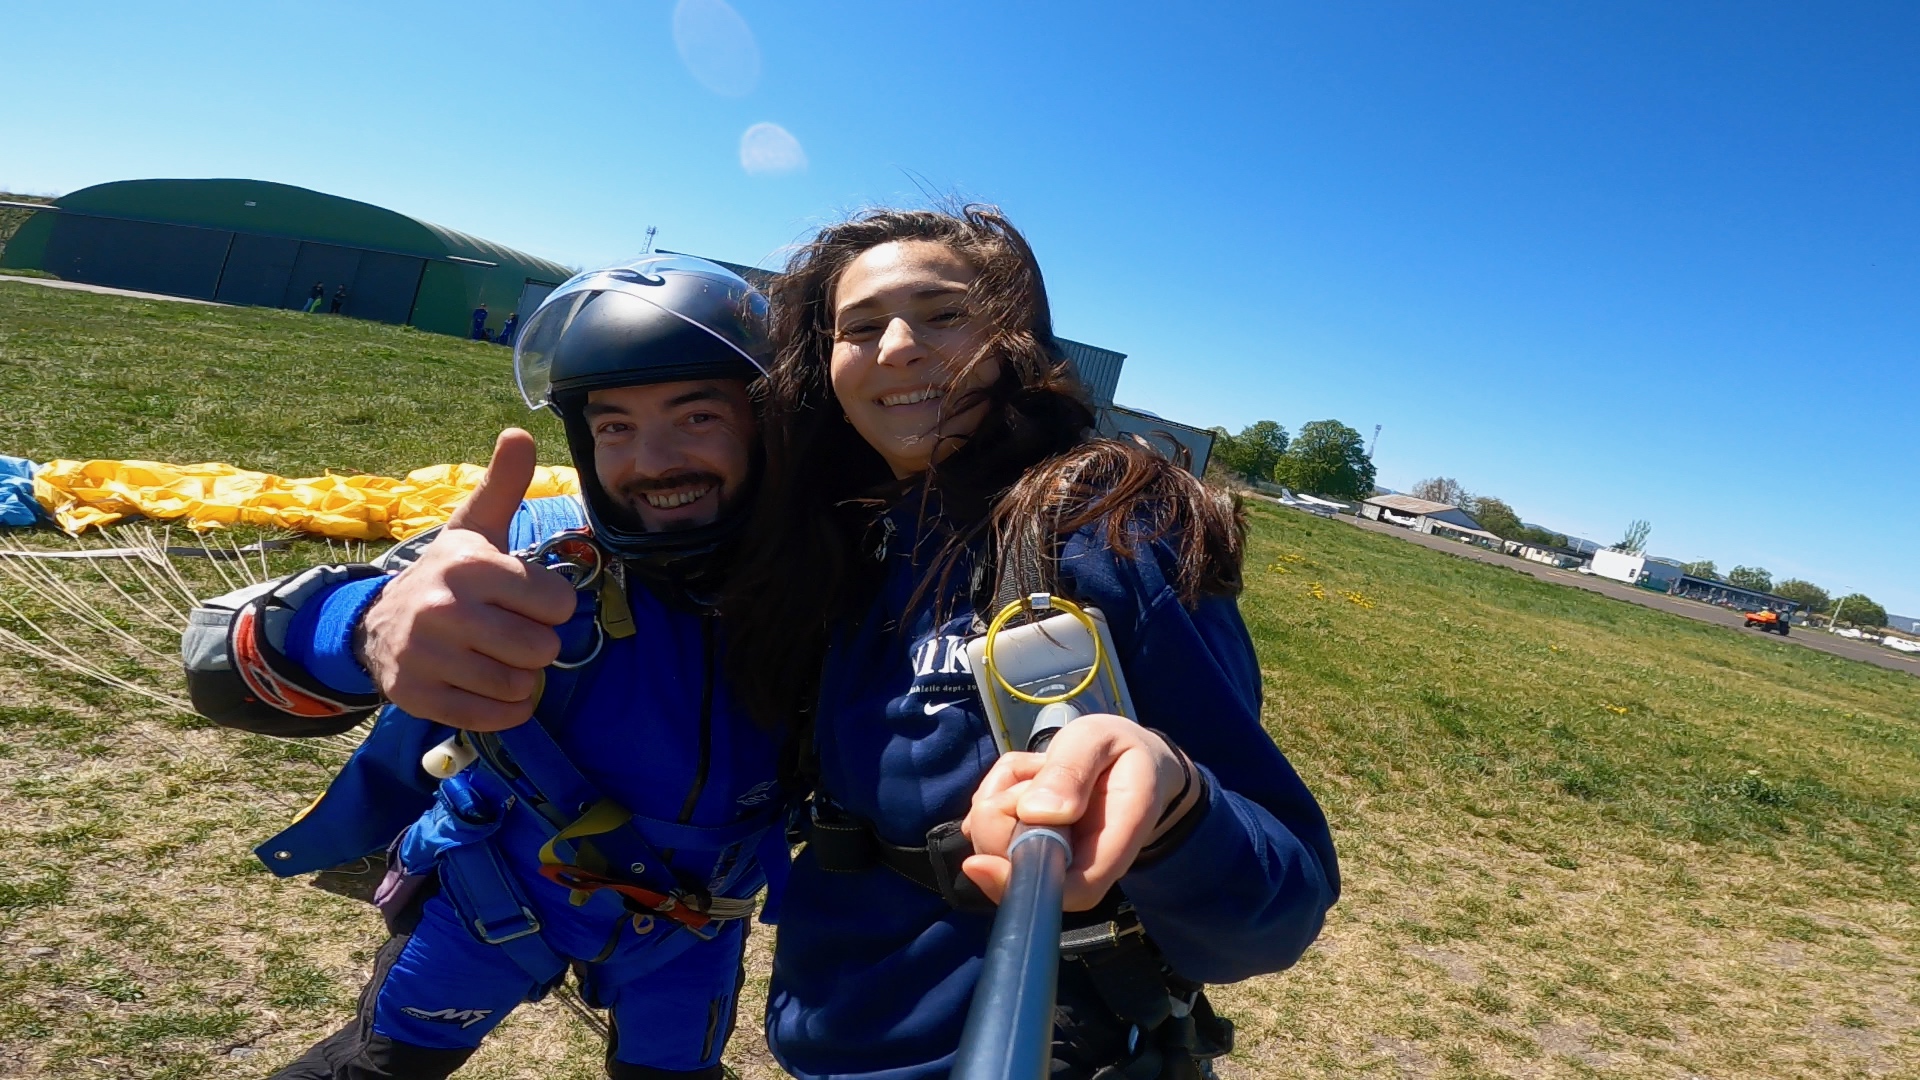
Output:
1404,476,1575,550
1208,433,1897,631
1674,562,1888,629
1208,419,1378,502
1401,475,1662,557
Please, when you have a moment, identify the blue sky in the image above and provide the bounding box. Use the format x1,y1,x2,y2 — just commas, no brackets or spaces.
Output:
5,1,1916,614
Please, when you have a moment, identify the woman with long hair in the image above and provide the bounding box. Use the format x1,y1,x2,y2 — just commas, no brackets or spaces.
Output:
725,206,1337,1080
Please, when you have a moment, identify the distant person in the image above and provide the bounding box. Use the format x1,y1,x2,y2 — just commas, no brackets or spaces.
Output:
305,281,325,313
330,284,348,314
497,311,518,347
470,303,489,340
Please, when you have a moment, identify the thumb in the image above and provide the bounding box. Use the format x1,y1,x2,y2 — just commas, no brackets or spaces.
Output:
446,428,538,551
1016,756,1098,824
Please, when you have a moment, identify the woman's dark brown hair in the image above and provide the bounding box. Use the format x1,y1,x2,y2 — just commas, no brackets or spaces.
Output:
724,205,1245,728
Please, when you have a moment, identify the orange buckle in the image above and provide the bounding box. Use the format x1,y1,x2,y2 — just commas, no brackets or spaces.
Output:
537,864,713,931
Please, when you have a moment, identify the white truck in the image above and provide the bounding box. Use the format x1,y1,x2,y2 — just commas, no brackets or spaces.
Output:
1584,548,1646,584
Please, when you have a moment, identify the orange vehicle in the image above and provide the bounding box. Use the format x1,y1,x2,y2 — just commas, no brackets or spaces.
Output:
1744,609,1790,635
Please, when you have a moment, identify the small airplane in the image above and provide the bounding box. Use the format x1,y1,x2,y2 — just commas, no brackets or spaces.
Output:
1276,488,1348,518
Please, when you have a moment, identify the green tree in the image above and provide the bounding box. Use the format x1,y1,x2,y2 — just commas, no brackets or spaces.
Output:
1466,496,1523,539
1271,420,1376,501
1210,420,1288,483
1773,579,1830,613
1727,565,1773,593
1410,477,1471,507
1611,519,1651,555
1830,593,1888,630
1681,560,1718,579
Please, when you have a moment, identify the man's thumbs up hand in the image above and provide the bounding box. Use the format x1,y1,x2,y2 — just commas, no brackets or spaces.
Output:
446,428,539,551
358,429,583,731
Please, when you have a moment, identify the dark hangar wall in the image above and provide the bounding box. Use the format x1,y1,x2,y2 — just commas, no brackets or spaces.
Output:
1,178,570,338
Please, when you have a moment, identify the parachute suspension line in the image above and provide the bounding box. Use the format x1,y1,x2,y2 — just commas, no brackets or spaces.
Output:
222,532,258,586
0,537,170,661
79,535,188,636
145,526,206,610
551,984,612,1042
1,529,613,1033
0,597,196,718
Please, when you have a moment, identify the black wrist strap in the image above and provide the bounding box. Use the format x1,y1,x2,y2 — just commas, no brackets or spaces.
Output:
1137,731,1207,865
1152,741,1196,830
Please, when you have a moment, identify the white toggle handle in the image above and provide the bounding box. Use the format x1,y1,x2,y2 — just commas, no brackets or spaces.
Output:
422,732,479,779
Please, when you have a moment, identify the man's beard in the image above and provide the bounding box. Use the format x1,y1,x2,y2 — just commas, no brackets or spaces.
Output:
612,470,729,533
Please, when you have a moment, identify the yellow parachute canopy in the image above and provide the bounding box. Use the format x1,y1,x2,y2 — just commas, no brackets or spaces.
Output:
31,459,580,541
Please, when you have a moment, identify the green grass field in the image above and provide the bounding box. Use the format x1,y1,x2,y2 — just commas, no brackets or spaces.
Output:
2,281,1916,1079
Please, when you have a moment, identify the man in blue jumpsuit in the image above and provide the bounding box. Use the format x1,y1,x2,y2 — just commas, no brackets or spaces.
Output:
183,257,789,1080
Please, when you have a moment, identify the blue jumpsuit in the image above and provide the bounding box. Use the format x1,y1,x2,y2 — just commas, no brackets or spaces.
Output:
201,497,785,1075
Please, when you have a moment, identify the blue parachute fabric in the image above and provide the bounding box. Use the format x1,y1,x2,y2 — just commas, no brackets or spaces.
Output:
510,495,588,551
0,456,45,527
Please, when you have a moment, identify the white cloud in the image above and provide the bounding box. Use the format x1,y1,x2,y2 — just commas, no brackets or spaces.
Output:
739,122,807,176
673,0,761,98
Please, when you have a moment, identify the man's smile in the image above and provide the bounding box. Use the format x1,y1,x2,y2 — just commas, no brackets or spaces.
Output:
642,484,716,510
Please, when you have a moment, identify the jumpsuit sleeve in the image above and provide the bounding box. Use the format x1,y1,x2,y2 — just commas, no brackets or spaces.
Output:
181,526,443,737
1058,531,1339,984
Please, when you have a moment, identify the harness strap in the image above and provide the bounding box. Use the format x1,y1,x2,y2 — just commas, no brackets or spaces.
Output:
804,801,991,911
534,799,760,929
1063,904,1234,1079
990,516,1056,626
479,647,778,935
597,562,637,639
493,718,775,859
1059,912,1148,956
437,835,567,986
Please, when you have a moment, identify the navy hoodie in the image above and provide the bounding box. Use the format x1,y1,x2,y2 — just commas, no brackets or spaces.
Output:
765,501,1339,1080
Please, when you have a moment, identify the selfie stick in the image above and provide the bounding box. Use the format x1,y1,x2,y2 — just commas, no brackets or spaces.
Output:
955,589,1132,1080
951,822,1072,1080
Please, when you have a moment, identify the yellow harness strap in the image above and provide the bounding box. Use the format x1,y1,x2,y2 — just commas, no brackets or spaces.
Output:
537,799,632,906
598,572,637,639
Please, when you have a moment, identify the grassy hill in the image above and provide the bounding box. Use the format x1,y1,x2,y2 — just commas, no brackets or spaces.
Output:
2,281,1916,1078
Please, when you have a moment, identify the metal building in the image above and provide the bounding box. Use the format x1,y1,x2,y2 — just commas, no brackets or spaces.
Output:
1360,494,1504,549
0,178,571,339
1667,575,1801,617
1057,338,1125,407
1097,405,1215,475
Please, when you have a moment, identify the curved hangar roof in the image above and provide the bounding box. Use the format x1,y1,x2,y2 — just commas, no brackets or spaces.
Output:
1,178,570,338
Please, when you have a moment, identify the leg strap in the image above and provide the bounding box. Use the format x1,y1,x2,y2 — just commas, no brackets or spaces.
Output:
437,841,567,986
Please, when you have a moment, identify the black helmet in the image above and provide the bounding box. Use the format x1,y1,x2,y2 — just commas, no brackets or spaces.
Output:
513,255,772,595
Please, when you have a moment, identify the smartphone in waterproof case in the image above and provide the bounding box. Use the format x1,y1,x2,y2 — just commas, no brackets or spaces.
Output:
966,604,1138,755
